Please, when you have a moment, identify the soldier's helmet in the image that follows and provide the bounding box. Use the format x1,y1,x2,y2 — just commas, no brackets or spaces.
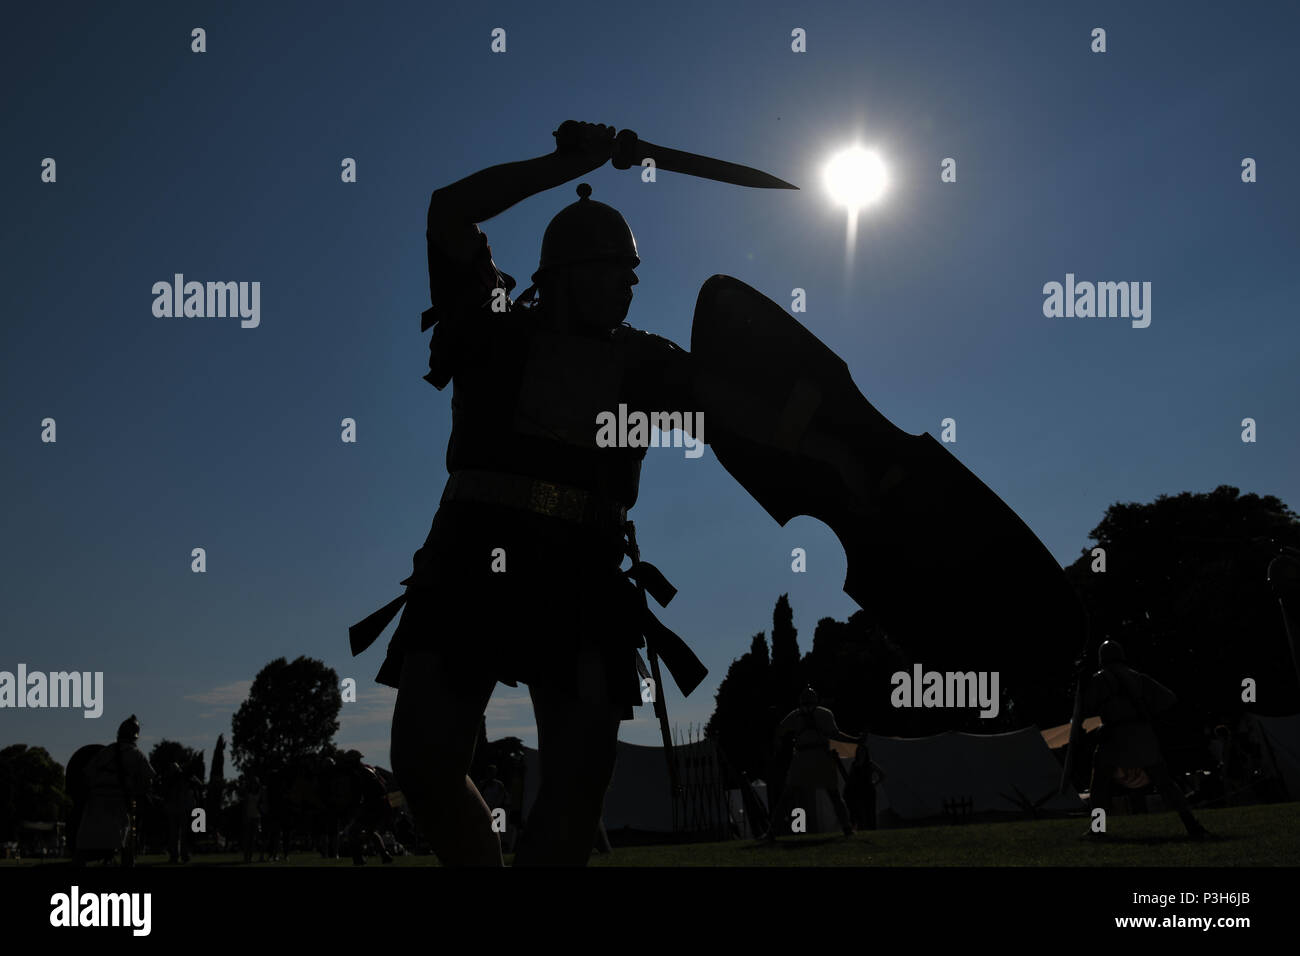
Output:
116,714,141,742
1098,640,1126,666
1269,549,1300,594
532,183,639,284
799,686,819,708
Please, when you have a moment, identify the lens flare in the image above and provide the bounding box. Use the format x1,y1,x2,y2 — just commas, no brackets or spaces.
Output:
824,146,888,210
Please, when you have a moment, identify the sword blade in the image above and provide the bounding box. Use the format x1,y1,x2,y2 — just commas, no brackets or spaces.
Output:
636,139,799,190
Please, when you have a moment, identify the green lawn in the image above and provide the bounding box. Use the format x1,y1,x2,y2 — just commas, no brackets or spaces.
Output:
7,803,1296,867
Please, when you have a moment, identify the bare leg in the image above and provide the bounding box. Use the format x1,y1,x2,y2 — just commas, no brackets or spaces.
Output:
390,652,500,865
1086,762,1116,834
764,781,801,838
512,669,621,866
1145,763,1207,835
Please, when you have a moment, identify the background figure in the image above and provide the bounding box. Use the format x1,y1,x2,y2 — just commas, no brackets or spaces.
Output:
477,764,514,853
1207,724,1237,807
844,733,884,830
1085,641,1208,839
341,753,395,865
161,762,202,863
763,687,858,840
74,715,155,866
240,776,267,863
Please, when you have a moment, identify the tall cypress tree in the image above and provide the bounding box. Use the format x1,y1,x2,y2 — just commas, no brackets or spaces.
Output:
770,593,800,703
705,631,772,779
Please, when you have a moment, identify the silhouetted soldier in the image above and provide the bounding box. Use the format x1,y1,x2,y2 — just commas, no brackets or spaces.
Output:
340,752,395,865
74,715,154,866
376,121,700,866
1085,641,1209,840
161,761,202,863
762,688,857,840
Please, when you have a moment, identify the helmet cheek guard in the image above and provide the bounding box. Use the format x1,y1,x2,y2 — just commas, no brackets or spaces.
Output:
532,183,639,284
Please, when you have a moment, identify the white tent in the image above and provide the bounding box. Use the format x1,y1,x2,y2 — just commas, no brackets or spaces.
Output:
1252,713,1300,799
863,727,1083,824
521,739,717,833
521,726,1082,834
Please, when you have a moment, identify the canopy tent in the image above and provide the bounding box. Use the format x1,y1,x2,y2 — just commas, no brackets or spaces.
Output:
1040,717,1103,750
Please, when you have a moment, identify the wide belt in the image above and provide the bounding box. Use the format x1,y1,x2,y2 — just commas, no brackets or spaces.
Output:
349,475,707,704
441,469,628,528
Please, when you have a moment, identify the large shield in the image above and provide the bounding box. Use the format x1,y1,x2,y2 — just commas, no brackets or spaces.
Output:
65,743,105,854
691,275,1086,725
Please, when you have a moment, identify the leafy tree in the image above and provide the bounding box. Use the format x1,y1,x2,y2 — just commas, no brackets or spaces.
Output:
148,740,205,780
1062,485,1300,761
230,656,341,783
0,745,69,840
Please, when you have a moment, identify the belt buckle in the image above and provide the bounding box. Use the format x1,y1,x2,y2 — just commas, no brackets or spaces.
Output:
529,480,586,521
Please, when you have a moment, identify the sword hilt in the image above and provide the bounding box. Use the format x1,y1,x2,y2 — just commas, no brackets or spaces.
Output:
612,129,639,170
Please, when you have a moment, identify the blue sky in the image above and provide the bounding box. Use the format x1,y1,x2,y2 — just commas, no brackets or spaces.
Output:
3,1,1297,774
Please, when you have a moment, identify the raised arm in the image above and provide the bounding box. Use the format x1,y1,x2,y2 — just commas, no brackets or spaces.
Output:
823,710,860,745
428,121,617,258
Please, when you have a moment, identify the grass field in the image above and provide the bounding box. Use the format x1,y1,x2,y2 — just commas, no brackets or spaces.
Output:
7,803,1297,867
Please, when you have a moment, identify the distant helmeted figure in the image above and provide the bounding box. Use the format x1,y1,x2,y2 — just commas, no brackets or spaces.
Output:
1084,641,1208,839
75,715,155,865
161,761,203,863
762,687,857,840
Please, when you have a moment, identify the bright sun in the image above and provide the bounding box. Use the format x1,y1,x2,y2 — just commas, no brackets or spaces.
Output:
824,146,888,210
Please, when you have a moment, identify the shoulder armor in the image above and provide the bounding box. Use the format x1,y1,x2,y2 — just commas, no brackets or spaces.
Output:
612,324,684,352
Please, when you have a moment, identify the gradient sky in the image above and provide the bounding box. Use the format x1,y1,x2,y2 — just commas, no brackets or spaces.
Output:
3,1,1297,776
